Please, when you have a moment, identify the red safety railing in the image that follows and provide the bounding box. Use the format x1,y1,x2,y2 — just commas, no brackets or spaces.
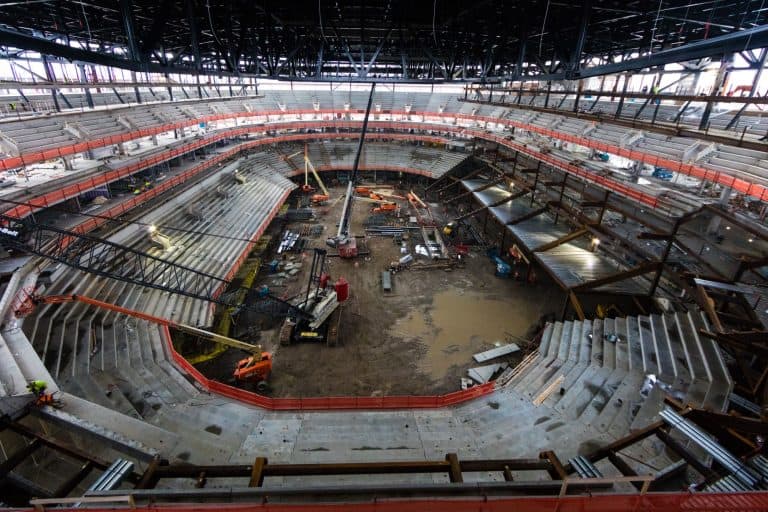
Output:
22,491,768,512
2,120,665,220
1,128,449,219
2,108,765,202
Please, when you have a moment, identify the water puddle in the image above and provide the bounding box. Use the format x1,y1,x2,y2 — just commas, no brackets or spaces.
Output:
391,289,540,379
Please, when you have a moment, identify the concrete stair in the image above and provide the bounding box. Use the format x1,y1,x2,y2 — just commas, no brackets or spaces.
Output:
500,310,732,439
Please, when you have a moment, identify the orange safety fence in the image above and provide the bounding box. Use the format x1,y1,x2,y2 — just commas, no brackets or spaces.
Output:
21,491,768,512
164,321,494,410
1,108,765,202
162,324,495,410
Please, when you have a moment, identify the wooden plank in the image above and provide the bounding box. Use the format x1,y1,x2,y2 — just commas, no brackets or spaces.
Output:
249,457,268,487
533,375,564,406
446,453,464,483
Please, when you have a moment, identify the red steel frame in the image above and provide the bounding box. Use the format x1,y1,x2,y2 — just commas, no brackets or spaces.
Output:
1,109,765,202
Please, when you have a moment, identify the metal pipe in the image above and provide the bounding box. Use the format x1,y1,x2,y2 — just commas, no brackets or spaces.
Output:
660,408,761,488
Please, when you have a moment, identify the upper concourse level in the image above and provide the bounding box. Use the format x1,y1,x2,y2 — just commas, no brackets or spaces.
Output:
0,88,766,208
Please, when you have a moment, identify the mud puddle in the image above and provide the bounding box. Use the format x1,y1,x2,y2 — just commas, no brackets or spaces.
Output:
391,289,538,379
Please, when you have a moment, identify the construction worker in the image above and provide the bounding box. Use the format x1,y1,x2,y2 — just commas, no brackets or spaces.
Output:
26,380,47,397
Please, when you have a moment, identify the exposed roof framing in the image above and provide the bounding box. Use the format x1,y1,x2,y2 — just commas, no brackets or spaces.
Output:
0,1,766,82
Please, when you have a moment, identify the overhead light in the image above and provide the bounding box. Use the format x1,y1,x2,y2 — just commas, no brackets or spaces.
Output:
725,226,731,230
592,237,600,246
748,237,754,243
148,225,157,233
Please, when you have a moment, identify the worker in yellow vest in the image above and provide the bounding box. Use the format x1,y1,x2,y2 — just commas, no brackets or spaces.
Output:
26,379,47,397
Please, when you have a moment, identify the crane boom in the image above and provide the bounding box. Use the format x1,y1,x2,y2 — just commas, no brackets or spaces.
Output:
336,83,376,240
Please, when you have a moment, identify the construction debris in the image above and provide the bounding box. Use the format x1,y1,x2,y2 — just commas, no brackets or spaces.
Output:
467,363,508,384
284,208,314,221
473,343,521,363
277,231,300,253
381,271,392,292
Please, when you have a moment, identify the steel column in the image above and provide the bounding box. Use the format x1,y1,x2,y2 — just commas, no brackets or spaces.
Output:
699,54,732,130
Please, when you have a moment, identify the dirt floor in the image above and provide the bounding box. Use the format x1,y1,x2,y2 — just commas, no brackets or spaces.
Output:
196,183,564,397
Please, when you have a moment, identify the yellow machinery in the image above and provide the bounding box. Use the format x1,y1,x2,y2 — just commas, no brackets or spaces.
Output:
596,304,624,319
290,144,331,203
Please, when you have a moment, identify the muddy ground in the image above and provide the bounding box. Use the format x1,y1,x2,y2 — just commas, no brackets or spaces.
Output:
197,184,564,397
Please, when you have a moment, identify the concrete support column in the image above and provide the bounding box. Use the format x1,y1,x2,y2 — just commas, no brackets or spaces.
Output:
117,143,126,155
63,157,74,171
151,134,158,146
706,187,731,234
